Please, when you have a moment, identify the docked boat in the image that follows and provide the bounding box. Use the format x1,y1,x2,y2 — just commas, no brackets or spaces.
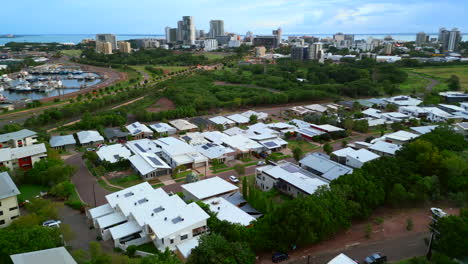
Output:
14,83,33,92
85,74,96,81
67,73,74,79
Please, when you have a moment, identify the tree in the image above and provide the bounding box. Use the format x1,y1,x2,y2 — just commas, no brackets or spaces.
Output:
447,75,461,91
50,181,75,199
249,114,258,124
233,164,245,176
323,143,333,155
433,209,468,258
187,234,255,264
24,198,59,221
292,147,304,162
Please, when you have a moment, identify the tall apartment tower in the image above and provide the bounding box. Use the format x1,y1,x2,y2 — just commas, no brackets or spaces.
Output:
165,27,171,43
176,20,184,42
169,28,177,43
416,32,428,46
96,41,113,54
209,20,225,38
308,42,323,60
95,34,117,50
447,28,461,52
118,41,132,53
182,16,196,45
438,27,450,51
273,27,283,45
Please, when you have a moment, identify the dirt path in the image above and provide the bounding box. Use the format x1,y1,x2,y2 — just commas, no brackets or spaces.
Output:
408,72,440,92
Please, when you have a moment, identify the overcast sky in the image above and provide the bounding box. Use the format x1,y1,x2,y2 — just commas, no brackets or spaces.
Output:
2,0,467,34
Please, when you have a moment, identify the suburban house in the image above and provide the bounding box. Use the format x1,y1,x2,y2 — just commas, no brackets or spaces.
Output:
369,141,401,156
362,108,383,119
49,135,76,151
423,107,463,123
290,119,325,140
0,172,20,228
10,247,77,264
189,117,215,131
410,125,438,135
126,122,153,140
126,139,171,180
149,123,177,136
0,143,47,170
372,130,420,145
225,114,250,125
181,176,238,201
219,134,263,156
266,122,297,136
241,110,269,121
0,129,37,148
204,197,256,226
438,104,465,114
345,149,380,168
461,102,468,111
299,153,353,182
453,122,468,138
327,253,358,264
202,131,230,145
154,137,208,169
331,147,356,164
304,104,328,113
287,106,311,116
87,183,209,256
97,144,132,164
384,95,422,106
195,143,236,163
255,161,329,198
399,106,429,118
76,130,104,146
104,128,129,143
439,91,468,103
208,116,235,129
169,119,198,132
180,132,209,146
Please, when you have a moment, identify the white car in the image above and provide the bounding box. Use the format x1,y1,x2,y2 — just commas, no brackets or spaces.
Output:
42,220,61,228
257,161,266,166
228,175,239,183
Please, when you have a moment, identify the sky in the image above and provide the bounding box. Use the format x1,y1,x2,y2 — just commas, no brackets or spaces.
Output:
2,0,467,35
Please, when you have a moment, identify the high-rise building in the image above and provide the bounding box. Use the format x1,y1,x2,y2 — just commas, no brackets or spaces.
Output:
384,43,393,55
253,36,278,49
177,20,184,42
254,46,266,57
169,28,177,43
344,34,355,42
96,41,112,54
333,32,345,42
209,20,225,38
135,39,159,49
291,46,307,61
273,27,283,45
182,16,196,45
96,34,117,50
200,39,218,51
308,42,323,60
416,32,428,46
165,27,171,43
118,41,132,53
439,27,461,52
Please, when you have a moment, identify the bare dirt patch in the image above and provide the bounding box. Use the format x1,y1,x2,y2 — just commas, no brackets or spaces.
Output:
146,97,176,113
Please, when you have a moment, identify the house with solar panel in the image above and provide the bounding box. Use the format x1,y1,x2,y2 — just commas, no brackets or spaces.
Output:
87,182,209,255
299,152,353,182
179,132,236,164
149,123,177,136
255,161,329,198
126,122,153,140
104,128,129,143
126,139,171,180
154,137,208,169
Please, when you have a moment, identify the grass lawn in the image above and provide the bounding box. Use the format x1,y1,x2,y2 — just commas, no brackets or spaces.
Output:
108,174,143,188
61,49,82,57
135,242,160,254
399,73,430,94
173,170,193,179
97,180,120,192
201,53,225,60
409,65,468,90
18,185,48,202
287,139,320,152
131,65,188,75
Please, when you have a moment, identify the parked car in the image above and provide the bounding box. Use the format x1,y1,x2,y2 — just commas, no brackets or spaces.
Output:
257,161,266,166
42,220,61,228
272,252,289,263
228,175,239,183
86,147,96,152
363,253,387,264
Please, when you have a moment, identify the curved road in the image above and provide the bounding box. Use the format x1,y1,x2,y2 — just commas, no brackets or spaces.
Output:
408,72,440,92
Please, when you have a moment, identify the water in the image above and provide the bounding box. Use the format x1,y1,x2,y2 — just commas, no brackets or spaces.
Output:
4,73,101,101
0,33,465,45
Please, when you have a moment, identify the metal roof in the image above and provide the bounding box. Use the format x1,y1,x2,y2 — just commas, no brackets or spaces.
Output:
182,177,238,200
49,135,76,147
0,172,20,200
0,129,37,143
10,247,77,264
299,153,353,181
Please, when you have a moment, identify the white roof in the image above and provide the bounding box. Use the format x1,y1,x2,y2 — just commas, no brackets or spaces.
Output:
155,137,208,166
0,143,47,162
149,123,176,134
289,106,311,115
0,172,20,200
176,237,200,259
202,131,230,145
362,108,382,118
182,177,238,200
97,211,127,229
385,96,422,106
10,247,77,264
399,106,428,115
241,110,268,120
313,124,344,132
328,253,358,264
299,153,353,181
411,125,438,135
332,147,356,158
261,162,329,195
0,129,36,143
209,116,235,126
226,114,249,124
221,134,263,153
76,130,104,144
88,203,113,219
109,220,142,240
96,144,132,163
105,183,209,239
373,130,419,144
369,141,401,155
50,135,76,147
169,119,198,131
438,104,465,112
205,197,256,226
126,139,161,155
290,119,313,129
195,143,235,160
223,127,246,136
424,107,457,118
258,138,288,150
304,104,327,112
126,139,170,175
180,132,209,146
346,149,380,163
126,122,152,136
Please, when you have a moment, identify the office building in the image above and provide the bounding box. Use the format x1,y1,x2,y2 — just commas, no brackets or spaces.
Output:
416,32,428,46
96,34,117,50
169,28,177,43
344,34,355,42
165,27,171,43
96,41,112,54
255,46,266,57
199,39,218,51
291,46,307,61
135,39,159,49
0,172,20,228
182,16,196,45
118,41,131,53
273,27,282,45
177,20,184,42
308,42,323,60
253,36,278,49
333,32,345,42
448,28,462,52
209,20,225,38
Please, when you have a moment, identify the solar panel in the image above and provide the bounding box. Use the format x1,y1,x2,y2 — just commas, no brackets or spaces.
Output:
154,124,162,128
148,156,163,166
282,164,301,173
263,142,278,148
172,216,184,224
113,154,120,160
135,143,146,152
124,192,134,198
153,206,165,213
132,123,137,128
138,198,148,204
202,146,209,150
182,136,191,141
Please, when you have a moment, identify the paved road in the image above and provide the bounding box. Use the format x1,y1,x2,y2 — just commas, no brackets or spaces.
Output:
275,232,428,264
65,153,110,207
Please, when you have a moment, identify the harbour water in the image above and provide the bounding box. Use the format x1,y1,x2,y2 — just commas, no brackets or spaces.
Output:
0,33,466,45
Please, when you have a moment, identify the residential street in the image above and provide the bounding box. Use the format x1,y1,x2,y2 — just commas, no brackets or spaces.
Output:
65,153,110,207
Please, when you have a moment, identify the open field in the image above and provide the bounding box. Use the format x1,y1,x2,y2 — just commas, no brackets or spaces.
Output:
130,65,188,75
61,49,82,57
409,65,468,91
17,184,48,201
399,74,431,94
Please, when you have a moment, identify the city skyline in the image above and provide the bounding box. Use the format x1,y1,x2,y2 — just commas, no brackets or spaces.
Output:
2,0,467,35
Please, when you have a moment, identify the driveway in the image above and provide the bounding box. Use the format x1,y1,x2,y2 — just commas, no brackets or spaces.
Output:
65,153,110,207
